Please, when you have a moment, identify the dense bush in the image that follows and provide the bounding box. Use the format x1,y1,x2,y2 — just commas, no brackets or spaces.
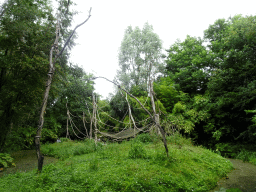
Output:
128,142,147,159
0,153,15,168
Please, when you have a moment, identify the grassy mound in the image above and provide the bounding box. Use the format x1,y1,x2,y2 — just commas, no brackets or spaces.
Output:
0,134,233,191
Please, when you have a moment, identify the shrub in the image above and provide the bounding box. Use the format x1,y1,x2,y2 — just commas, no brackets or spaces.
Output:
59,137,70,142
89,156,99,171
0,153,15,168
128,143,147,159
166,132,192,145
134,133,154,143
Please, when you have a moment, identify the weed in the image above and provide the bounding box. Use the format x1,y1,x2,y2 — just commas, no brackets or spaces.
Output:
133,133,157,143
128,142,147,159
167,132,192,146
88,156,99,171
236,149,256,164
0,137,235,192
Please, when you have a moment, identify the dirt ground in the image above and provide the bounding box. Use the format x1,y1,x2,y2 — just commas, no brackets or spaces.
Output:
210,158,256,192
0,150,58,177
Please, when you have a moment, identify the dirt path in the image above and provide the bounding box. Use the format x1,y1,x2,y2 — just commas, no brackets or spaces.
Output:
0,150,58,177
210,158,256,192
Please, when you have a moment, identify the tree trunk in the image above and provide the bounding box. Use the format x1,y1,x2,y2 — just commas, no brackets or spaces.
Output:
149,80,168,157
35,64,55,172
93,76,169,157
34,6,91,172
35,15,59,172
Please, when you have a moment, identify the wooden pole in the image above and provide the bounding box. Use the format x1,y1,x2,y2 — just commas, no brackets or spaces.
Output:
83,112,89,138
93,94,98,143
35,5,92,172
66,105,70,139
92,77,169,157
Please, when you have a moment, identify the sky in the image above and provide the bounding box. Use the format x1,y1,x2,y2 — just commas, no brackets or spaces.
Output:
1,0,255,99
68,0,256,99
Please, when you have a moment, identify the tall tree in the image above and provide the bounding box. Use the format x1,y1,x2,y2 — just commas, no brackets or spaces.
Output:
0,0,78,152
116,22,164,91
0,0,56,152
205,15,256,142
166,36,215,95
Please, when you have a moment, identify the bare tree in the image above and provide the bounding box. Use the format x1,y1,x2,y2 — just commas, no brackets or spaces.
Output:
35,2,92,172
92,76,169,157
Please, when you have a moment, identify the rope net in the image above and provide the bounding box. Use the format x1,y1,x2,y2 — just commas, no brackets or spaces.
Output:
65,82,160,141
99,127,140,140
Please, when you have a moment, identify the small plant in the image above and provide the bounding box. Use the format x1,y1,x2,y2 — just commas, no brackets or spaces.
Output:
0,153,15,168
89,156,99,171
215,143,234,158
236,149,252,162
167,132,192,145
59,137,70,142
128,142,147,159
134,133,154,143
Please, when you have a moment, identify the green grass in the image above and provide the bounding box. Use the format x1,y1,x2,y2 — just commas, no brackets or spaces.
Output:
0,134,233,192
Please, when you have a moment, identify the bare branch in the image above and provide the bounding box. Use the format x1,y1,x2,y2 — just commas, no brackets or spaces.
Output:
91,76,169,156
92,76,154,119
57,7,92,59
0,0,11,18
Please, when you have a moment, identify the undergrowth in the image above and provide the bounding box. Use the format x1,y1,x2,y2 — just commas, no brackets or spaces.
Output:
215,142,256,165
0,133,234,192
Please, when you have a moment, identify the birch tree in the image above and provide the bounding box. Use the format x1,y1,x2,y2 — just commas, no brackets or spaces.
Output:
116,22,164,91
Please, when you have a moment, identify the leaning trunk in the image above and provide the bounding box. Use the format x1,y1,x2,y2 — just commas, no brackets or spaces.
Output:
35,64,55,172
35,15,60,171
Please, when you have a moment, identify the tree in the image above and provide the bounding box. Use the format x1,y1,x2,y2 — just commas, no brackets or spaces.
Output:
116,22,164,91
43,65,95,141
35,1,92,171
0,0,56,152
153,77,179,113
205,15,256,142
165,35,215,95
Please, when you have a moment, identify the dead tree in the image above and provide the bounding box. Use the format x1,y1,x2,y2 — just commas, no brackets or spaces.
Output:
92,77,169,157
35,3,92,172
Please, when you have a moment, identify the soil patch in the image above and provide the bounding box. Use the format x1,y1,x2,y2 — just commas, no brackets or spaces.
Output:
0,150,58,177
210,158,256,192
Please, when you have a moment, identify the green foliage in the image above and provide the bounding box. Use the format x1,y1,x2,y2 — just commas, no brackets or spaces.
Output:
166,95,209,134
0,0,55,151
166,35,215,95
236,149,251,162
236,150,256,165
205,15,256,143
0,137,235,191
133,133,155,143
153,77,179,112
166,132,193,146
215,143,236,158
116,22,164,90
0,153,15,168
88,156,99,171
128,142,147,159
41,139,97,160
0,0,80,151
